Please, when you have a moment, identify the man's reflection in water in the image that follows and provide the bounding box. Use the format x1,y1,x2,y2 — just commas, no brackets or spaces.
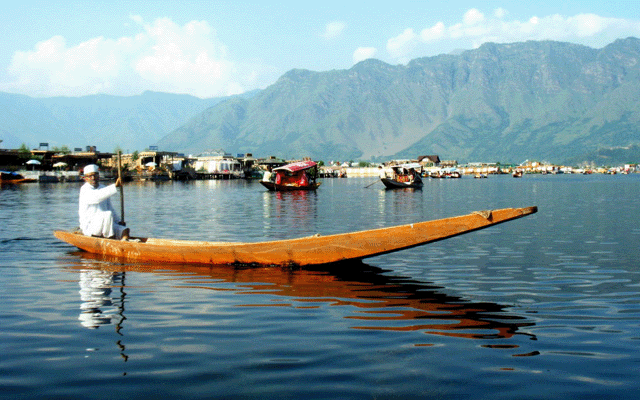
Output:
78,269,125,328
78,269,129,365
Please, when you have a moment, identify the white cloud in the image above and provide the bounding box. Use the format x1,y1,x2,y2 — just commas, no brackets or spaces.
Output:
353,47,377,64
463,9,485,26
3,16,263,98
571,13,607,37
7,35,129,95
387,28,417,60
323,21,346,39
133,17,235,94
385,8,640,63
420,22,445,42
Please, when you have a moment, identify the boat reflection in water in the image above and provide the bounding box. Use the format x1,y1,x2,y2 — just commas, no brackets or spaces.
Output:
67,253,536,345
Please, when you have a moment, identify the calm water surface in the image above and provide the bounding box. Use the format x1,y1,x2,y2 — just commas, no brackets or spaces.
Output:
1,174,639,399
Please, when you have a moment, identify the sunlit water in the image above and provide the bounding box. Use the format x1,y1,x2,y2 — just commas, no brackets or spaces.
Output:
1,174,639,399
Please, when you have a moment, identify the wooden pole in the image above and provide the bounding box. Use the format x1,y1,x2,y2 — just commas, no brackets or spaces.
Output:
117,151,125,224
364,180,379,188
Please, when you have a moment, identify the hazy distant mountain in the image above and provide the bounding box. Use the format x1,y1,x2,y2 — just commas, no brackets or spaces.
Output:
157,37,640,164
0,91,228,152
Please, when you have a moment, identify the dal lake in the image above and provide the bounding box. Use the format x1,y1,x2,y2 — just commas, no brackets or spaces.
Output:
1,174,639,399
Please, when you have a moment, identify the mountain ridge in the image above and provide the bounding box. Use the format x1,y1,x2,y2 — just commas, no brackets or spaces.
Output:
157,37,640,164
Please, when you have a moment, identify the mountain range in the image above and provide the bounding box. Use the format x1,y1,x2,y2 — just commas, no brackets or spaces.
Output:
157,37,640,165
3,37,640,165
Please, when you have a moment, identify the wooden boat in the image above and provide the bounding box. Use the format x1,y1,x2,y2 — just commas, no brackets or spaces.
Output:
54,206,537,267
381,177,423,189
260,160,321,191
381,163,423,189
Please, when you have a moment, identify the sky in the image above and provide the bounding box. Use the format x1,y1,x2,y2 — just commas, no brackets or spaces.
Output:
2,0,640,99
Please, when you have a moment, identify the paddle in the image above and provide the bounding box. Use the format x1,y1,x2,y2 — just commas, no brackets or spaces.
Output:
364,180,379,188
117,151,125,224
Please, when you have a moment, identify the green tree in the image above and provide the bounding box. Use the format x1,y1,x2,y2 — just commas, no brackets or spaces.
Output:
18,143,31,159
52,145,71,154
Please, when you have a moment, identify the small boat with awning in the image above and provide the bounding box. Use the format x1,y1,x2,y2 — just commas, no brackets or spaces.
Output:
54,206,537,267
260,160,321,191
381,163,423,189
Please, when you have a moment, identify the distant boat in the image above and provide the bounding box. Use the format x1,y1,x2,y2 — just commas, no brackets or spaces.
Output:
0,171,35,184
381,163,423,189
260,160,321,191
429,168,461,179
54,206,538,267
448,170,462,179
512,169,523,178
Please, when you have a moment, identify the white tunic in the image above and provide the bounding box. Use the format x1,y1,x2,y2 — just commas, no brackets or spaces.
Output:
78,182,125,238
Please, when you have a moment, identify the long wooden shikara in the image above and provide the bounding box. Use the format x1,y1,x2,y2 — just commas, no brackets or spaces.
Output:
54,206,537,267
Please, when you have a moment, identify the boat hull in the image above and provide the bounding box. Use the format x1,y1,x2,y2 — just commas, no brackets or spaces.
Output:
260,181,321,191
54,207,537,267
1,178,35,184
381,178,423,189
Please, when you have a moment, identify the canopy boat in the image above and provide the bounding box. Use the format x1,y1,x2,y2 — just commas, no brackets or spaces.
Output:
260,160,321,191
54,206,537,267
0,171,36,184
381,163,423,189
447,170,462,178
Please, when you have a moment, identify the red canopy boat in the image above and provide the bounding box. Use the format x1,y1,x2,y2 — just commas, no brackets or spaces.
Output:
261,160,321,191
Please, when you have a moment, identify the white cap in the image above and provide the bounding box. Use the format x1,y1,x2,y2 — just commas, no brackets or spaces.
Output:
83,164,99,174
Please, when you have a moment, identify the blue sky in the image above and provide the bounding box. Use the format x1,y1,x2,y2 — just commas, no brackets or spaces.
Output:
2,0,640,98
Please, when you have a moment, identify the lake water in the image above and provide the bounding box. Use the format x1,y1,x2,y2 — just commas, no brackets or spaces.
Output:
1,174,639,399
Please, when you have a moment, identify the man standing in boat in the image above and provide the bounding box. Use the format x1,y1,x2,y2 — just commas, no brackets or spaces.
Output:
262,165,274,183
78,164,129,240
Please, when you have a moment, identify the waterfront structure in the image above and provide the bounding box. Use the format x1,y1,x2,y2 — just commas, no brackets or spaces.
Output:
190,153,243,179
